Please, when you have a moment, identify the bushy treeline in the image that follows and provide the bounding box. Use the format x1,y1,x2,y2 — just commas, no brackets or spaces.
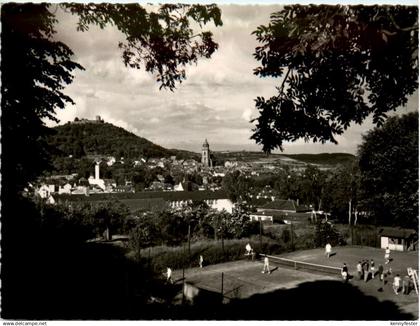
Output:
133,237,283,271
35,199,260,249
36,199,132,241
128,203,259,251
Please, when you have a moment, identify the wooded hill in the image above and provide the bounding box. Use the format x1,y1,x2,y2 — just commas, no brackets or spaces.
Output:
47,121,199,160
46,121,355,166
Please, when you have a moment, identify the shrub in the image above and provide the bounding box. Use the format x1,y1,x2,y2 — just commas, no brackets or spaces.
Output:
313,221,346,247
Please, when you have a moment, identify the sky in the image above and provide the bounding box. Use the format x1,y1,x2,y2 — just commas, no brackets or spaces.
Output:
48,4,418,154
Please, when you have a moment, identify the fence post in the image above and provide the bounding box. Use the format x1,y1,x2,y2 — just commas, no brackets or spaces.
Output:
221,272,224,299
188,224,191,263
290,222,294,249
259,217,263,252
182,265,185,304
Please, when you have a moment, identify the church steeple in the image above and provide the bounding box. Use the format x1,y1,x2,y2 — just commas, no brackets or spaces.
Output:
202,138,210,167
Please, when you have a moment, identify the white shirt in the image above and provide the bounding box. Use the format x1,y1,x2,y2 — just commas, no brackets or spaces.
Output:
326,244,332,252
246,244,252,253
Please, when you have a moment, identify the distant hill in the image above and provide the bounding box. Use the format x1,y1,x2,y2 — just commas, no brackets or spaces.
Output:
213,151,356,166
47,121,199,160
280,153,356,165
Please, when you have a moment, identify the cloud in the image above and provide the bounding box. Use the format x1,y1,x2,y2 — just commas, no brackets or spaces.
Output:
241,108,253,122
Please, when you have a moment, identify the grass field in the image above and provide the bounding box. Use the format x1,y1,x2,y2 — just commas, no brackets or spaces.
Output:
172,246,419,319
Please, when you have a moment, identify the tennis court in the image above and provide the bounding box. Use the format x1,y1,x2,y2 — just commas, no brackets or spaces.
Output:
173,255,341,301
172,246,418,317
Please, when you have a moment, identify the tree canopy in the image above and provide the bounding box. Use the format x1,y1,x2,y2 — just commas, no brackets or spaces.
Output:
358,112,418,228
251,5,418,153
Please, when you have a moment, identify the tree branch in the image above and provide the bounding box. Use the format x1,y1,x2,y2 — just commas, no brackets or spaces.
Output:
279,67,291,95
387,10,419,32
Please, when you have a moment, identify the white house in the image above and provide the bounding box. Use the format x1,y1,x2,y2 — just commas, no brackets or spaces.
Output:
38,184,56,198
174,182,184,191
204,198,234,214
58,183,72,194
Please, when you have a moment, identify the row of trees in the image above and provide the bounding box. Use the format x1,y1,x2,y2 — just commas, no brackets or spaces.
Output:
129,202,258,251
36,199,132,242
36,199,259,251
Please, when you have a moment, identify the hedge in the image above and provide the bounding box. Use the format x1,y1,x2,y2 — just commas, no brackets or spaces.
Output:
128,236,285,271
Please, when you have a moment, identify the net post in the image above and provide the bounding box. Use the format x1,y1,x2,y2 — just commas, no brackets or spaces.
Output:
221,272,224,299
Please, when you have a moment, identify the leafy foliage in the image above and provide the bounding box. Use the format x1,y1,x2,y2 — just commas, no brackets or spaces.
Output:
313,221,345,247
322,163,361,223
137,237,283,271
129,203,258,251
252,5,418,152
63,3,222,90
358,112,418,227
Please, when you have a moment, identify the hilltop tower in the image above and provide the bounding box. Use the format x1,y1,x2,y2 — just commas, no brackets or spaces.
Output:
202,139,211,167
95,161,100,180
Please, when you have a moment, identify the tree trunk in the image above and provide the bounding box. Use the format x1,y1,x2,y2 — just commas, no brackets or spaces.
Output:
188,224,191,259
354,210,358,225
348,199,352,225
221,235,225,255
290,222,294,249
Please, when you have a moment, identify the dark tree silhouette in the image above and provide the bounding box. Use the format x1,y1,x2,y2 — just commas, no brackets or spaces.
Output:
358,112,419,228
2,4,83,192
251,5,418,152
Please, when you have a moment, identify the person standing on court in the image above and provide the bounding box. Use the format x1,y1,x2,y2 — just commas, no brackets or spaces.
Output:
262,256,271,274
325,243,332,258
166,267,173,284
385,247,391,264
378,264,384,282
370,259,376,279
341,263,349,283
246,243,252,255
364,259,370,282
393,274,402,295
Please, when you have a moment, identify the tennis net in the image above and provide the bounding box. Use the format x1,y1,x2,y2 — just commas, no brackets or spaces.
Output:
265,254,342,276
